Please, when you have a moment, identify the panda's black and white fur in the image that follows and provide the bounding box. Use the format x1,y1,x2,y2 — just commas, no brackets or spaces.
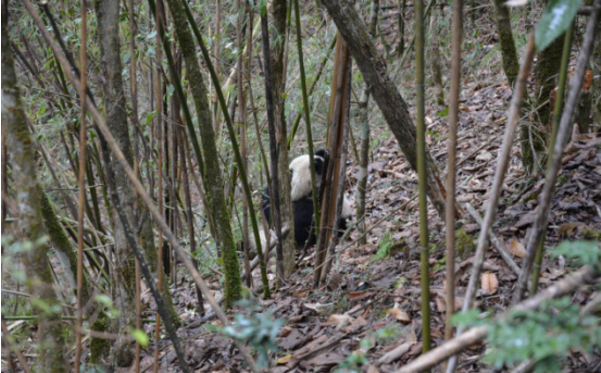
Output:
260,149,353,249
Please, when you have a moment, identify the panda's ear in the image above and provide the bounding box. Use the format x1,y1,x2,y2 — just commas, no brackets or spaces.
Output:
315,148,329,159
314,156,325,176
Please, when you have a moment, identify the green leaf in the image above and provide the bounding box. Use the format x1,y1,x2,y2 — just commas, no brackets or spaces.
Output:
436,107,449,117
131,329,149,347
94,294,113,306
535,0,582,53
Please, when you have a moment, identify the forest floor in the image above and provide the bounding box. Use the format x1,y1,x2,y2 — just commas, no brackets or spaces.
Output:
129,64,601,372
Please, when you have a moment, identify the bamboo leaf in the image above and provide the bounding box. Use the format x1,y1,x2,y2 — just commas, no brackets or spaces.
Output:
535,0,582,53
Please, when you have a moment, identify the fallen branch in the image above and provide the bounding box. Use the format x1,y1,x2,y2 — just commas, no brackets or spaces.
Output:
396,265,600,373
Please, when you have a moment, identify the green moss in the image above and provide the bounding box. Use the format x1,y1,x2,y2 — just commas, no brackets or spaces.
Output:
581,227,601,240
524,192,539,203
493,0,519,86
456,228,476,261
90,315,110,365
40,192,90,302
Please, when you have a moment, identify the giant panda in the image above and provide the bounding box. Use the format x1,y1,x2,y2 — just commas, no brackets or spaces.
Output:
260,149,353,249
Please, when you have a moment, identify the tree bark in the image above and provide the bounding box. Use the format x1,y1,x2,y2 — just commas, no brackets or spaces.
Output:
428,3,445,106
165,0,242,305
2,14,67,372
94,0,137,365
320,0,450,217
355,0,379,246
493,0,519,87
524,34,563,172
271,0,296,277
592,18,601,127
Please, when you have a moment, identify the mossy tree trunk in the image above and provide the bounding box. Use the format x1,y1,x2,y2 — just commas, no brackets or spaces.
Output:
271,0,296,277
428,2,445,106
493,0,519,87
524,34,563,172
94,0,178,365
94,0,137,365
164,0,241,306
2,14,67,373
40,192,90,304
591,17,601,128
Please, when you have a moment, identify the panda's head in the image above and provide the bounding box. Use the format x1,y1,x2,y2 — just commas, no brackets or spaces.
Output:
289,149,328,202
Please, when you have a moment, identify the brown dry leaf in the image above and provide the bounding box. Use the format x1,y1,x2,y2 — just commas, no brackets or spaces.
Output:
481,272,499,295
583,70,593,90
557,222,586,237
387,307,411,323
279,329,306,350
307,352,345,366
293,289,310,298
516,210,537,228
278,325,293,337
327,314,353,330
346,316,368,333
476,150,493,162
509,239,527,258
277,354,292,365
435,296,446,312
303,303,324,312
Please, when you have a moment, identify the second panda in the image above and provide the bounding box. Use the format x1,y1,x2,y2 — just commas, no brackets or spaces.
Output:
260,149,353,249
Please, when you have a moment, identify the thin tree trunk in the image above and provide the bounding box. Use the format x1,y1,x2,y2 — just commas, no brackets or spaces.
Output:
592,17,601,127
355,0,379,246
238,0,252,287
397,0,406,56
445,0,462,353
2,13,67,372
93,0,137,364
415,0,432,356
271,0,296,277
177,125,204,314
493,0,519,87
164,0,242,305
523,32,563,173
428,2,445,106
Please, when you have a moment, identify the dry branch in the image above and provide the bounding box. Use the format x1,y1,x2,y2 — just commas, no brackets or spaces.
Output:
398,265,600,373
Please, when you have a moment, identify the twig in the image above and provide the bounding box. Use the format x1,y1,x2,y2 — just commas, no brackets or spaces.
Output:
456,135,498,167
464,203,521,276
